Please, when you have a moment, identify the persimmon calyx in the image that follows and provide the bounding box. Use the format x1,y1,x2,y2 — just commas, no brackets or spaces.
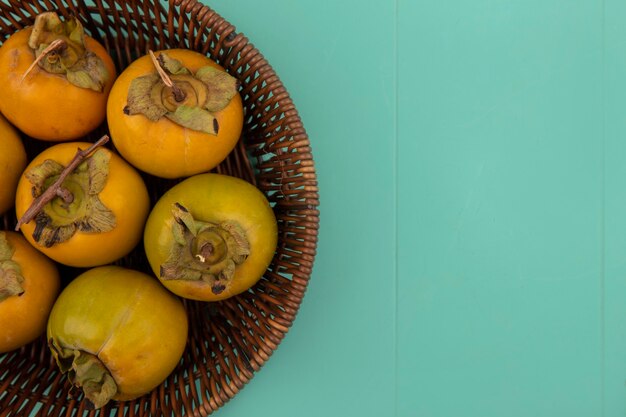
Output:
49,338,118,409
124,51,239,135
24,148,116,248
0,233,24,302
160,203,250,295
27,11,109,92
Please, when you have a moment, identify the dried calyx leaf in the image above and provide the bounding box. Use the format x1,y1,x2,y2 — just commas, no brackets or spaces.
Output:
0,233,24,302
49,338,118,409
124,51,239,135
160,203,250,295
27,11,109,92
25,148,116,248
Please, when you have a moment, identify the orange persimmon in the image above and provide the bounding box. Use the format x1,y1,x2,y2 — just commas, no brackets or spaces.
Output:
0,113,27,214
0,231,59,353
15,141,149,267
0,12,116,141
107,49,243,178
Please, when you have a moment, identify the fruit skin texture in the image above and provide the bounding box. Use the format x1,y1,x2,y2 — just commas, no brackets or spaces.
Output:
0,231,60,353
144,173,278,301
47,266,188,403
0,27,116,141
107,49,244,179
15,142,150,267
0,113,27,214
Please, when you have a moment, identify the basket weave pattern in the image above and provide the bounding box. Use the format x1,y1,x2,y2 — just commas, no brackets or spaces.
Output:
0,1,319,416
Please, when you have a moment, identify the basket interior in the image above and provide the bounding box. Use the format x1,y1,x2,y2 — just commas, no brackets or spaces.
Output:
0,0,319,416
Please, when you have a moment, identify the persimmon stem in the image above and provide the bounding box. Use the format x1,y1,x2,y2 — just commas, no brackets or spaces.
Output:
56,187,74,204
149,50,186,102
21,39,66,82
15,135,110,231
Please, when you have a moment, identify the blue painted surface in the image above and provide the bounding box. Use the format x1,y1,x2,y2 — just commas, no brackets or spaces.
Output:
209,0,626,416
209,1,397,416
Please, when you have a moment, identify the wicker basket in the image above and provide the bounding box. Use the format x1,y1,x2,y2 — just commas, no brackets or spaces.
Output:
0,1,318,415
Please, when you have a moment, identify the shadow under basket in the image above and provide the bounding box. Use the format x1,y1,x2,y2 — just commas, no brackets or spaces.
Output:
0,1,319,416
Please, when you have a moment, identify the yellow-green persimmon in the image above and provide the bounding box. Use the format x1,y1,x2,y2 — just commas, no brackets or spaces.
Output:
47,266,188,408
144,173,277,301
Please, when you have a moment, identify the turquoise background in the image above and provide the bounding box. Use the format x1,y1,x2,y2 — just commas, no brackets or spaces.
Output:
207,0,626,416
9,0,626,416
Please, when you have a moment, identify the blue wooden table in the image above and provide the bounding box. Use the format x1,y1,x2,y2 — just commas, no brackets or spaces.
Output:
205,0,626,416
